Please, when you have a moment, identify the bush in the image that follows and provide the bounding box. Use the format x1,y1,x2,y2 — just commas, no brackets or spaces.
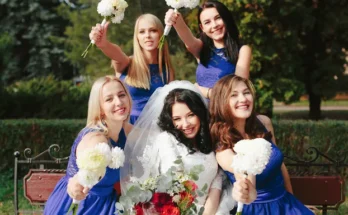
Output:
275,120,348,158
1,76,90,119
1,119,347,173
0,119,85,173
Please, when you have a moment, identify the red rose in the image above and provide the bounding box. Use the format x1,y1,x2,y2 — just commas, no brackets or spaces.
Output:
183,180,198,192
152,192,174,212
134,203,144,215
161,205,180,215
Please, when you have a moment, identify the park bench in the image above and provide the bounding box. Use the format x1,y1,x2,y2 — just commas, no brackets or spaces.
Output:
14,144,69,215
284,147,347,215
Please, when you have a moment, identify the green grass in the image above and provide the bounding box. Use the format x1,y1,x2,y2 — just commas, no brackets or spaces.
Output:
0,169,41,215
273,110,348,120
274,100,348,107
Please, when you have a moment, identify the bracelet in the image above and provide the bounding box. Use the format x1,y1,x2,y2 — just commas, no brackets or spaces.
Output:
207,88,211,99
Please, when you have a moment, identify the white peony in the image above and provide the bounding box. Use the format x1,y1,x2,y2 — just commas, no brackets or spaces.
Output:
183,0,199,9
165,0,184,9
77,168,106,188
97,0,115,16
97,0,128,21
76,142,111,171
109,146,125,169
112,0,128,11
231,138,272,175
165,0,199,9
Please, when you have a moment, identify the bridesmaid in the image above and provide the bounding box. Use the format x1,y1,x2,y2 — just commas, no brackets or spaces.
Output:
90,14,175,123
210,74,314,215
164,0,251,98
44,76,132,215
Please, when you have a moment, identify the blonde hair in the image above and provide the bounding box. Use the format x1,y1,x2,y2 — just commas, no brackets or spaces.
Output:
125,14,174,89
86,75,132,136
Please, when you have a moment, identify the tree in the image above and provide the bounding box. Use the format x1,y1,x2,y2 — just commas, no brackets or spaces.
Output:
212,0,348,119
0,0,74,85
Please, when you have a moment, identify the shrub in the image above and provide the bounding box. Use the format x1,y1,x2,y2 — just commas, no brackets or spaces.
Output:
1,76,90,119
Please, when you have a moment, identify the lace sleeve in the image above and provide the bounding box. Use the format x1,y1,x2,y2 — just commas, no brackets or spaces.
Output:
210,168,224,190
154,132,181,174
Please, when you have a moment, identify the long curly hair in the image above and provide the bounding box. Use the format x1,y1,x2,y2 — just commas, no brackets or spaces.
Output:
209,75,272,152
158,88,213,154
198,0,241,66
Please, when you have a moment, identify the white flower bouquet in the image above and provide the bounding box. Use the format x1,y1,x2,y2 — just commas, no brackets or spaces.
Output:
158,0,200,49
81,0,128,58
67,142,125,215
116,156,207,215
231,138,272,215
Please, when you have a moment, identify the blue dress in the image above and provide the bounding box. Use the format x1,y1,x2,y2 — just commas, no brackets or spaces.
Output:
120,64,167,124
225,140,314,215
196,48,236,88
44,127,126,215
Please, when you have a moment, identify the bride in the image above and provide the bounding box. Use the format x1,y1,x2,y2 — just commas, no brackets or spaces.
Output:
121,81,223,214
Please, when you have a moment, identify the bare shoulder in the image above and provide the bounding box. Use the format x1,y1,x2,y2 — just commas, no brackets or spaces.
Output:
123,122,133,136
239,45,252,53
77,131,108,152
257,114,273,130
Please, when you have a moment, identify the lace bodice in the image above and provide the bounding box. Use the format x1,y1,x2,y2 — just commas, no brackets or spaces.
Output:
148,132,222,206
196,48,236,88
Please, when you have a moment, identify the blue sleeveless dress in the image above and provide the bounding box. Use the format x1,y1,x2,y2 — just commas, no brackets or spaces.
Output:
225,140,314,215
196,48,236,88
120,64,167,124
44,128,126,215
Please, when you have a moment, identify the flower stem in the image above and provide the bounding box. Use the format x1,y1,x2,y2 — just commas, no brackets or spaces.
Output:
81,42,93,58
158,35,166,50
67,203,78,215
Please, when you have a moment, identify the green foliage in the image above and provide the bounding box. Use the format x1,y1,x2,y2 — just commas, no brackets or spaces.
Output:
274,120,348,157
1,76,91,119
0,169,41,214
253,78,273,116
171,50,197,82
0,119,85,173
0,0,74,85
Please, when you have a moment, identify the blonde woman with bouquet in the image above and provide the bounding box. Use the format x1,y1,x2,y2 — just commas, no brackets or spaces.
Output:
89,13,175,124
209,75,314,214
44,76,133,215
121,81,224,214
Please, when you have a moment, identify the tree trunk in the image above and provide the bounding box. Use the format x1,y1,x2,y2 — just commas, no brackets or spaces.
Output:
305,79,321,120
308,91,321,120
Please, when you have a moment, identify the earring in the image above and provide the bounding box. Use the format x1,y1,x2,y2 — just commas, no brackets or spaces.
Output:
101,114,107,127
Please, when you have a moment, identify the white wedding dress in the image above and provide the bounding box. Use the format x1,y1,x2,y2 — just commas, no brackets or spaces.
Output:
150,132,223,208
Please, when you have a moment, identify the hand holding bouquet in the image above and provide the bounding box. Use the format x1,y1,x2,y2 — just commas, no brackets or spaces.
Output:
158,0,200,49
81,0,128,58
67,142,125,215
231,138,272,215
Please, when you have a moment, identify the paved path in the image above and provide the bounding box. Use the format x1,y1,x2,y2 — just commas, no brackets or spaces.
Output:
274,105,348,111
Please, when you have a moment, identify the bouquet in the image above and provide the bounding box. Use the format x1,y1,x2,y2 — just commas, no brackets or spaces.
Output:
231,138,272,215
116,156,207,215
158,0,200,49
81,0,128,58
67,142,125,215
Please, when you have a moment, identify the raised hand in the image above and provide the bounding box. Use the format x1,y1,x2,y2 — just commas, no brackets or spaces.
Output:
89,21,110,49
164,9,180,26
